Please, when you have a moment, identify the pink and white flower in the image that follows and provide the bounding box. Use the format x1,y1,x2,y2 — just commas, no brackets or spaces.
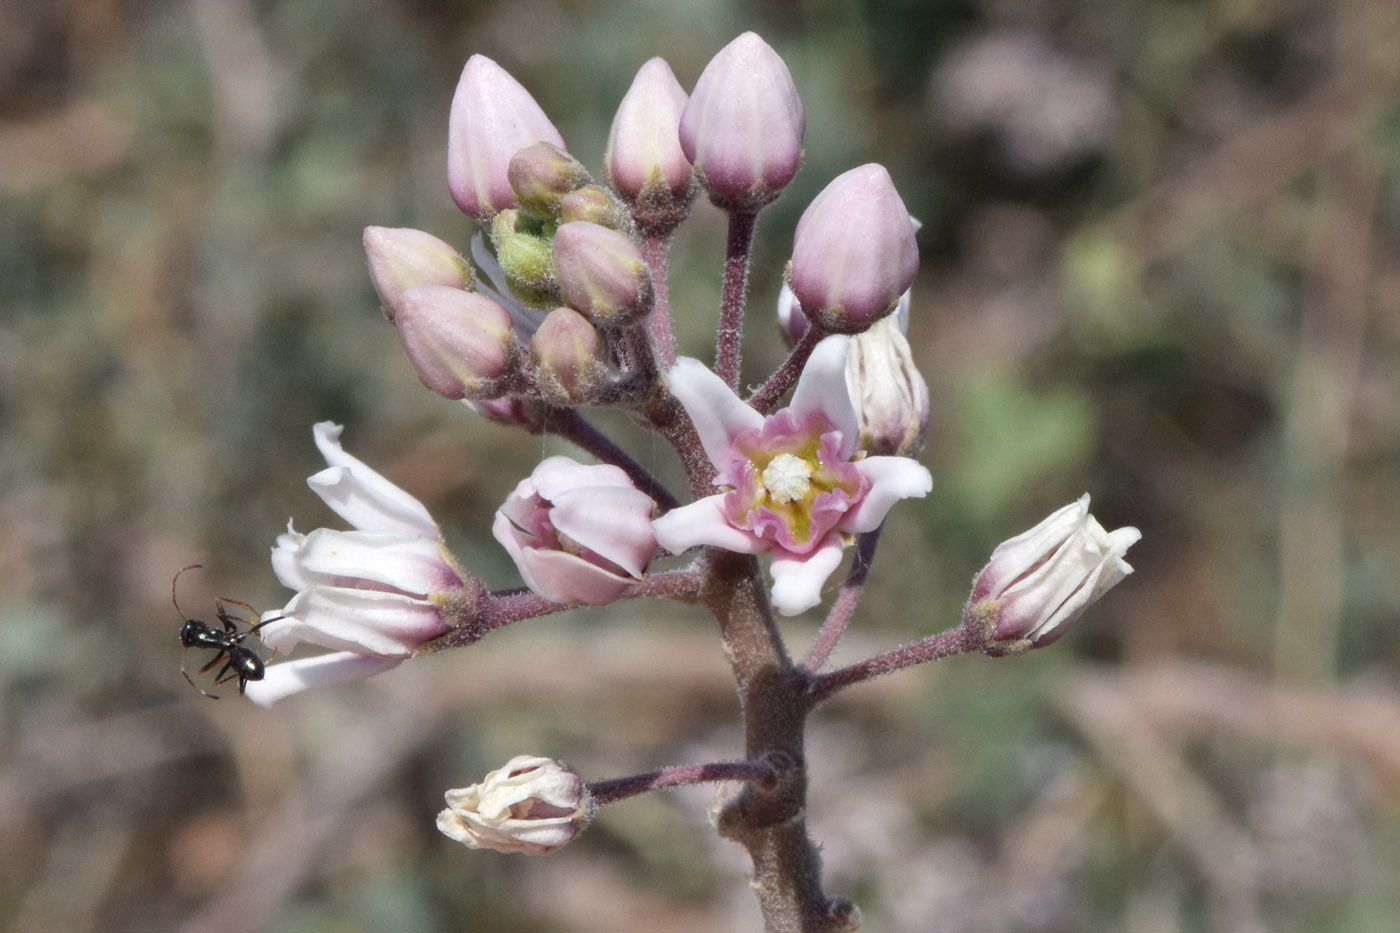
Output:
437,755,593,856
493,457,657,605
652,336,933,615
965,494,1140,647
246,422,470,706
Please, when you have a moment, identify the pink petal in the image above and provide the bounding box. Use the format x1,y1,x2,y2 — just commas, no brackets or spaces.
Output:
516,546,633,605
548,486,657,577
290,528,462,596
244,652,403,707
789,336,859,459
652,496,767,555
531,456,635,499
769,533,847,615
838,455,933,534
667,357,763,469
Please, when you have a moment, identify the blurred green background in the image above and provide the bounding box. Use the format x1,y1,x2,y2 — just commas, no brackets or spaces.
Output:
3,0,1399,930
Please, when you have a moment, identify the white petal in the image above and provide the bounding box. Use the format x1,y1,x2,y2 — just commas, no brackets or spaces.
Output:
309,422,439,538
790,335,859,458
667,357,763,469
651,496,767,555
838,456,933,533
289,528,459,596
258,586,447,657
270,521,311,591
769,533,846,615
244,652,402,707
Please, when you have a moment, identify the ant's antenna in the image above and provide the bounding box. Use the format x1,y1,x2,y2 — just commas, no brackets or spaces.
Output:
171,563,203,620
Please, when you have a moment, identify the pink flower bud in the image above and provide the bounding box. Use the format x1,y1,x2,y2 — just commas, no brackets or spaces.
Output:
394,285,518,399
965,495,1140,648
437,755,593,856
493,456,657,605
530,306,609,403
363,227,473,323
552,221,654,328
605,57,696,224
789,164,919,333
508,142,592,222
447,55,566,220
678,33,805,211
845,316,929,457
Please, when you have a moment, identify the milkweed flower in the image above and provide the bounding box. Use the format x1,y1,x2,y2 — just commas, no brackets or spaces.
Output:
437,755,594,855
652,336,933,615
964,494,1140,648
493,456,658,605
246,423,480,706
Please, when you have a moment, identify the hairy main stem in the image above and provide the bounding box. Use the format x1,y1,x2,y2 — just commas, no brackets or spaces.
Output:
701,549,858,932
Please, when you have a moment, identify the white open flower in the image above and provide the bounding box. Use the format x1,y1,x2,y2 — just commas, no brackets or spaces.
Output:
437,755,593,856
246,423,471,706
966,494,1139,647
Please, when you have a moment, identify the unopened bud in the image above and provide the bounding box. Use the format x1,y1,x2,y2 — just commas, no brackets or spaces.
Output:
558,185,633,233
531,307,609,403
964,495,1140,650
678,32,804,211
846,316,929,457
395,285,518,399
363,227,474,323
491,209,558,309
509,142,592,222
789,164,919,333
552,221,653,328
437,755,594,856
605,57,696,227
447,55,566,220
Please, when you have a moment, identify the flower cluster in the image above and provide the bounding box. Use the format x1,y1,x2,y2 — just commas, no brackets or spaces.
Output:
229,32,1140,915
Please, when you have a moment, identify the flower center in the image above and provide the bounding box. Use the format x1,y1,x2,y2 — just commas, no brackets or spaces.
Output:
761,453,813,503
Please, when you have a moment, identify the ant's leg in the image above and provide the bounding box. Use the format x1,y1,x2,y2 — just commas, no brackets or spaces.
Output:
198,649,231,676
182,668,220,699
215,596,259,632
244,613,286,637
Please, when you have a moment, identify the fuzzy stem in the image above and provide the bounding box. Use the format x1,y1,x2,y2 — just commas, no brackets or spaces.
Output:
640,230,678,368
806,624,979,704
699,548,855,932
747,323,826,414
546,408,680,511
802,529,882,672
716,209,759,390
589,758,777,806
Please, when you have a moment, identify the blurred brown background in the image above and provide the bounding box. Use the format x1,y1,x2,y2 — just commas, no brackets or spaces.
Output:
2,0,1398,930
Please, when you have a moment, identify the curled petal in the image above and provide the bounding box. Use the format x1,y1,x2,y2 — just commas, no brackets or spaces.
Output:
259,586,449,657
548,486,657,578
512,539,636,605
651,496,768,556
769,533,847,616
838,456,934,534
244,653,403,707
310,423,439,538
529,456,635,498
666,356,763,469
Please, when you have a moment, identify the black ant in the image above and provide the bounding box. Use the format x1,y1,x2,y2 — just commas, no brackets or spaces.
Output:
174,564,282,699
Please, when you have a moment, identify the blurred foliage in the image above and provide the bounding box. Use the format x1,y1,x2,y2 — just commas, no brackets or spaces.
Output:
2,0,1399,930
